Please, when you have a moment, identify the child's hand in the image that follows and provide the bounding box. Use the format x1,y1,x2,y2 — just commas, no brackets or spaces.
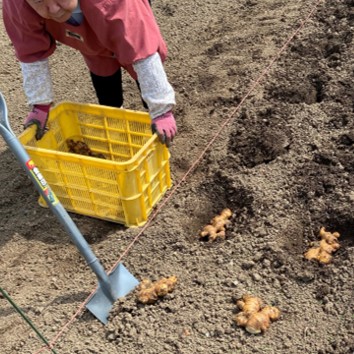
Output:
151,110,177,147
23,104,51,140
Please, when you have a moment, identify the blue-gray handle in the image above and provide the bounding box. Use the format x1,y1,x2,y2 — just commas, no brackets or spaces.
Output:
0,92,114,302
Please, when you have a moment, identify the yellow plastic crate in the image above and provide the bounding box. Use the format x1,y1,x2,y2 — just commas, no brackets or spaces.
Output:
18,102,172,226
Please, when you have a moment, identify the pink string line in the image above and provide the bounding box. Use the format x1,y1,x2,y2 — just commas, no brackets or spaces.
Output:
34,1,323,352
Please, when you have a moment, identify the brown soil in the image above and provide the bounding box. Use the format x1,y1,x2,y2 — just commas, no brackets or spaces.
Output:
1,0,353,353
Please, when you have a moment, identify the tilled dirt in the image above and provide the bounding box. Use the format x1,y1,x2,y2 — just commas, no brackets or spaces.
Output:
0,0,353,353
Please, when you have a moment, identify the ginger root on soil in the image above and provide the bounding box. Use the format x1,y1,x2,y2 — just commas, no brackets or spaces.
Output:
304,227,340,264
67,139,106,159
137,276,177,304
198,208,232,242
234,295,281,334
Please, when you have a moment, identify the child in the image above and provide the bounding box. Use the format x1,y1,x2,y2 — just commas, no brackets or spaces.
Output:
3,0,177,146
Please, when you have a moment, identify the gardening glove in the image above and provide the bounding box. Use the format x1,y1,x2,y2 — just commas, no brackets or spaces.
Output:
23,104,51,140
151,110,177,147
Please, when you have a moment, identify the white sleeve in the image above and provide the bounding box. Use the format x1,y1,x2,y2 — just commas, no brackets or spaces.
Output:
20,59,54,106
133,52,176,119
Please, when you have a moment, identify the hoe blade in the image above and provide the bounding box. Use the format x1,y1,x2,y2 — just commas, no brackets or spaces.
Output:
86,263,139,324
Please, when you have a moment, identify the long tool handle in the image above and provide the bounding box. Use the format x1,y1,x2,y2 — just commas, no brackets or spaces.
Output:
0,287,58,353
0,93,114,302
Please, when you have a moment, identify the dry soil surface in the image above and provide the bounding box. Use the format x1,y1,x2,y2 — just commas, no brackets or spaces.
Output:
0,0,353,353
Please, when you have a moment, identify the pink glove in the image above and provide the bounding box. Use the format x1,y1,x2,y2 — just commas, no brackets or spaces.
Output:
151,110,177,147
24,104,51,140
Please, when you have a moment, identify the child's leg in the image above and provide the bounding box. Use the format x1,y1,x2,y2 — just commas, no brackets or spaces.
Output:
90,69,123,108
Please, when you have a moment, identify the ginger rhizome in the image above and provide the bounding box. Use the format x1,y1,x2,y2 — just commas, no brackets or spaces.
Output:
198,208,232,242
304,227,340,264
137,276,177,304
234,295,281,334
67,139,106,159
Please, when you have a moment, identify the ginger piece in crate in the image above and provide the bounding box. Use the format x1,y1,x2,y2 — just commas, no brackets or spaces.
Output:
304,227,340,264
67,139,106,159
137,276,177,304
198,208,232,242
234,295,281,334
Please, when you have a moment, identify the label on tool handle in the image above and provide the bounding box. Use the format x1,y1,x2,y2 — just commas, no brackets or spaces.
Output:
26,159,59,205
